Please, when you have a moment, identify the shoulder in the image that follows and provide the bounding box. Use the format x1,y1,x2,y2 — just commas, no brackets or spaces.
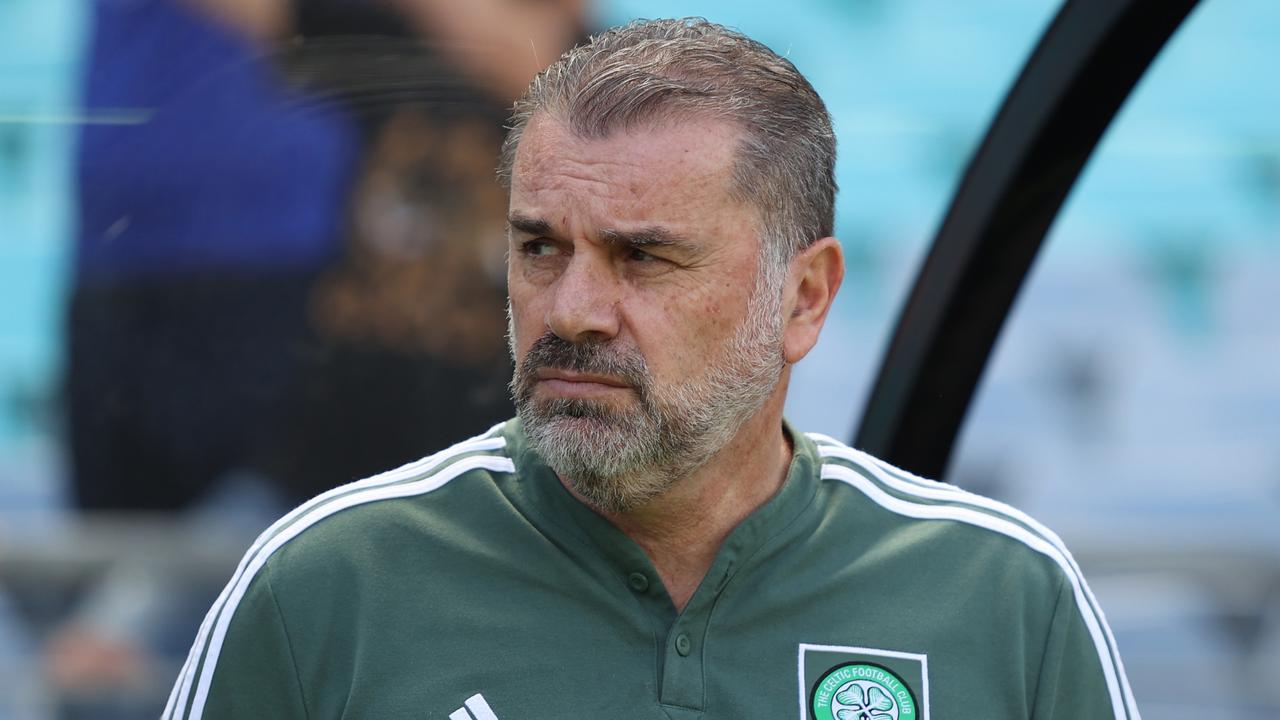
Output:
238,422,517,585
804,430,1080,588
802,432,1138,720
164,424,519,719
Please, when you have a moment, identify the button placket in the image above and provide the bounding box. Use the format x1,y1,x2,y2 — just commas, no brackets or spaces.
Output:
659,616,707,711
674,633,692,656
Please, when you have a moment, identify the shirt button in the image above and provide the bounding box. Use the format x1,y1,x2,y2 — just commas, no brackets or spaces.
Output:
675,633,692,656
627,572,649,593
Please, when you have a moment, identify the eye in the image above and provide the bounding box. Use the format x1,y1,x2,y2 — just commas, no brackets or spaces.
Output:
621,245,678,278
627,247,660,263
520,239,559,257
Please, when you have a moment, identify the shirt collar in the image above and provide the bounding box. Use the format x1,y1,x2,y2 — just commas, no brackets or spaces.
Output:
500,416,822,609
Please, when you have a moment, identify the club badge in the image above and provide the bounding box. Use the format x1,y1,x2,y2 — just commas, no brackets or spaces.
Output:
799,644,929,720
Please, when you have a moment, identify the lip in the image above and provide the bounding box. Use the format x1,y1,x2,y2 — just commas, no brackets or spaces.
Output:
535,368,631,387
534,369,633,397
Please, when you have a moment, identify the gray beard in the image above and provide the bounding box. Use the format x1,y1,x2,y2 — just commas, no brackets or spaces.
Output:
508,275,786,513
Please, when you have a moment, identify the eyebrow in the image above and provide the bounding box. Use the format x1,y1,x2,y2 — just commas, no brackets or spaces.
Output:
507,213,552,237
507,213,701,254
598,226,697,252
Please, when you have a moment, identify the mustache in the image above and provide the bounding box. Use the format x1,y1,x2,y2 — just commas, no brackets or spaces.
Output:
514,333,650,398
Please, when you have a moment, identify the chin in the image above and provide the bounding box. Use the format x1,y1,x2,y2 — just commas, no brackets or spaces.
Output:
531,395,631,423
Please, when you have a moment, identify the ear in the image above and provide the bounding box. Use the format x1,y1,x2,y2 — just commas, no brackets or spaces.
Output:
782,236,844,364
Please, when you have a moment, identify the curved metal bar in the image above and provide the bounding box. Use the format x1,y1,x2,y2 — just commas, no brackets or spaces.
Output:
853,0,1200,479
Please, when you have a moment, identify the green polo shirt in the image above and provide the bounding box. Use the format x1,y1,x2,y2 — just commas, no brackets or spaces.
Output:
164,419,1137,720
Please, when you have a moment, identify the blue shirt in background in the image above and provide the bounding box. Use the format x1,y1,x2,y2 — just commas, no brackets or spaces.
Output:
76,0,358,283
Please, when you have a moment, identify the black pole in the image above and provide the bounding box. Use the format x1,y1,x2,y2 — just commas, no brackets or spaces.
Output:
853,0,1200,479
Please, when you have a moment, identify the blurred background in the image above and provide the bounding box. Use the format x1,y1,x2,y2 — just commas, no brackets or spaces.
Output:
0,0,1276,718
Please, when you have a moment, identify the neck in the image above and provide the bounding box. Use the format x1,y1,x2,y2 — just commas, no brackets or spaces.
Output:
562,386,794,611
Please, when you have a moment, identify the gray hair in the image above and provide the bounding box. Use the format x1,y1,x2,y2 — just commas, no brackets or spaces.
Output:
498,18,836,284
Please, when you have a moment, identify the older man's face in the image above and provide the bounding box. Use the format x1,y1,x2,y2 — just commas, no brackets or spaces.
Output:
506,115,786,511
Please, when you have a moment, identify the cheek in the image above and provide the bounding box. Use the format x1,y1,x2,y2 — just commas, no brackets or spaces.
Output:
507,288,544,352
682,278,746,328
636,289,740,369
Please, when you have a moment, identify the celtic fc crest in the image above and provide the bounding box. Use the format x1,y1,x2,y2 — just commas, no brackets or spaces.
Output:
799,644,928,720
810,663,916,720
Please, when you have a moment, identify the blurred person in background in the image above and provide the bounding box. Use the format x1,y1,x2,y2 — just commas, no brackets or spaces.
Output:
68,0,352,515
50,0,354,713
264,0,588,503
47,0,586,715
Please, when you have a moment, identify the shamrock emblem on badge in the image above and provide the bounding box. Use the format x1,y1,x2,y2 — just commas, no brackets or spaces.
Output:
834,681,897,720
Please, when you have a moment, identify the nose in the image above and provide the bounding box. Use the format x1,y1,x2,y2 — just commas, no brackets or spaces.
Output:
545,253,621,343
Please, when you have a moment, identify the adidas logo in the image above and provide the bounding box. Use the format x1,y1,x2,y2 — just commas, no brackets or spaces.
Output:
449,693,500,720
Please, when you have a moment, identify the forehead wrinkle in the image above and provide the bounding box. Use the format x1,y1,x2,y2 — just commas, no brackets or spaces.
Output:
519,119,729,194
514,132,641,192
509,116,758,256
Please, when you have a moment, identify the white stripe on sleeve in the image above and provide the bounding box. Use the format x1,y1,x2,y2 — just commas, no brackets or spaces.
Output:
816,444,1139,720
821,463,1133,720
165,428,509,720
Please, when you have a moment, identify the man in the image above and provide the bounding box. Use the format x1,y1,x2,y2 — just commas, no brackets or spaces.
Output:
166,18,1138,720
